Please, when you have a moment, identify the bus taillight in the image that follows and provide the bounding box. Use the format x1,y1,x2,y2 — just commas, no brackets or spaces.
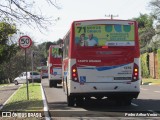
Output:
132,63,139,82
50,66,53,74
71,64,79,82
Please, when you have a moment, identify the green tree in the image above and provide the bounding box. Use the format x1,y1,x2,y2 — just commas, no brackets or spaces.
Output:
0,41,43,83
0,22,18,83
37,40,63,65
0,22,17,63
133,14,155,53
149,0,160,22
38,41,56,59
148,0,160,50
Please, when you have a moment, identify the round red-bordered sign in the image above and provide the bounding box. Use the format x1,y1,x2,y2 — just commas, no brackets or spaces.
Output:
19,36,32,49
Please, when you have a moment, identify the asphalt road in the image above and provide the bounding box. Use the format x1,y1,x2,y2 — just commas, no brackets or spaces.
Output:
0,84,21,109
42,79,160,120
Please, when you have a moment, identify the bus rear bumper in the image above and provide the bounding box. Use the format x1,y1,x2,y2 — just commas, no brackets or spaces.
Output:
49,79,62,84
70,92,140,99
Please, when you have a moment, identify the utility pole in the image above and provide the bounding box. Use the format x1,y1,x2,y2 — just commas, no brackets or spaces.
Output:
31,50,34,85
105,14,118,19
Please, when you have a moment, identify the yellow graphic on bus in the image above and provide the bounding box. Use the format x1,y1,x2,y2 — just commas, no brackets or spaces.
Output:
75,24,135,46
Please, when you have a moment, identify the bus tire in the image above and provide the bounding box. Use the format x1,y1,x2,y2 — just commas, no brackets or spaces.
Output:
76,97,83,107
67,95,75,106
52,81,57,87
49,80,52,87
124,99,132,106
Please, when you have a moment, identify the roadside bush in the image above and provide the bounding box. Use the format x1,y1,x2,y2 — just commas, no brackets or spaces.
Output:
141,53,150,78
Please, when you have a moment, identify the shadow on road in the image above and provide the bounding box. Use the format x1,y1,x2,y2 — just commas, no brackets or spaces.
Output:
48,98,160,117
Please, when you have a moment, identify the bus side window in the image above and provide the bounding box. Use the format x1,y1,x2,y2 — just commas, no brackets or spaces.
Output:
59,48,63,57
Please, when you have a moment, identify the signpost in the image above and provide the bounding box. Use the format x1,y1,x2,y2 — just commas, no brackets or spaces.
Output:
19,36,32,100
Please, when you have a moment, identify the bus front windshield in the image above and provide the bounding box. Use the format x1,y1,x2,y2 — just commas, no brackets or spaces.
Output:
75,24,135,47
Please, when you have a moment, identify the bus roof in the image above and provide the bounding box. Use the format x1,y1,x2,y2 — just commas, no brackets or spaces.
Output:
72,19,136,23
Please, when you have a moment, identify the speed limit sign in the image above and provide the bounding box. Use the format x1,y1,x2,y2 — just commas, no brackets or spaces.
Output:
19,36,32,49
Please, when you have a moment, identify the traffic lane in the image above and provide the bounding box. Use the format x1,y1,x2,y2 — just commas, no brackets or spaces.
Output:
0,84,21,108
41,78,67,105
139,85,160,99
42,79,85,111
131,85,160,112
48,92,160,118
42,79,160,117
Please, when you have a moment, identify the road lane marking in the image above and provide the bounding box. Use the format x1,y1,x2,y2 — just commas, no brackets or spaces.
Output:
154,91,160,93
40,84,51,120
0,85,22,110
140,88,148,90
148,110,160,115
131,103,138,107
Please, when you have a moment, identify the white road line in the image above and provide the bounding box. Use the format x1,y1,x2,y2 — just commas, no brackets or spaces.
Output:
0,85,22,110
40,84,51,120
154,91,160,93
131,103,138,107
140,88,148,91
148,110,160,115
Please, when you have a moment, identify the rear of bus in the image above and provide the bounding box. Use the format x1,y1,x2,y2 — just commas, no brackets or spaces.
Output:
48,45,62,87
41,66,48,79
65,19,140,106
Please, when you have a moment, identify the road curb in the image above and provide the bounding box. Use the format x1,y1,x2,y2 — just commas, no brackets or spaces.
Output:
40,84,51,120
148,83,160,85
0,84,22,110
142,82,151,85
142,82,160,85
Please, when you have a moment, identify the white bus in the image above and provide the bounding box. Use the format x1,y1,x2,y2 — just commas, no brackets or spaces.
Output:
62,19,141,106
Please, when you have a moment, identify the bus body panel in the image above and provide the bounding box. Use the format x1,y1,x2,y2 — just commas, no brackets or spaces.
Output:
66,58,140,95
49,67,62,80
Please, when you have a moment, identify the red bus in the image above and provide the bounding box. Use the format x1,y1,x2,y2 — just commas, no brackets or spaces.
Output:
62,19,141,106
48,45,62,87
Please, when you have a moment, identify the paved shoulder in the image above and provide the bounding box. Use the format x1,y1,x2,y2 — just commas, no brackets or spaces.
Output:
0,84,21,109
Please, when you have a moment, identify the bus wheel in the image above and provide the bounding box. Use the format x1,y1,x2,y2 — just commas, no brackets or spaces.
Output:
84,96,91,102
124,99,132,106
76,97,83,107
49,80,52,87
67,95,75,106
53,81,57,88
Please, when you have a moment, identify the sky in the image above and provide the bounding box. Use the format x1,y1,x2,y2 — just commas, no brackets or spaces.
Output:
19,0,151,44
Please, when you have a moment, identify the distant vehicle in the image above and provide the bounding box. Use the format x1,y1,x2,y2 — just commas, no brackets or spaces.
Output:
14,71,41,85
48,45,62,87
40,66,48,79
62,19,141,106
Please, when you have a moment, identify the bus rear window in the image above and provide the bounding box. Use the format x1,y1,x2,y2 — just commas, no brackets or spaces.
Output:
52,47,62,58
75,23,135,47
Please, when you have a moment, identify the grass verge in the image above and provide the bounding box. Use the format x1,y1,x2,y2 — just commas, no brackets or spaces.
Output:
0,83,10,86
1,83,43,111
142,78,160,84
